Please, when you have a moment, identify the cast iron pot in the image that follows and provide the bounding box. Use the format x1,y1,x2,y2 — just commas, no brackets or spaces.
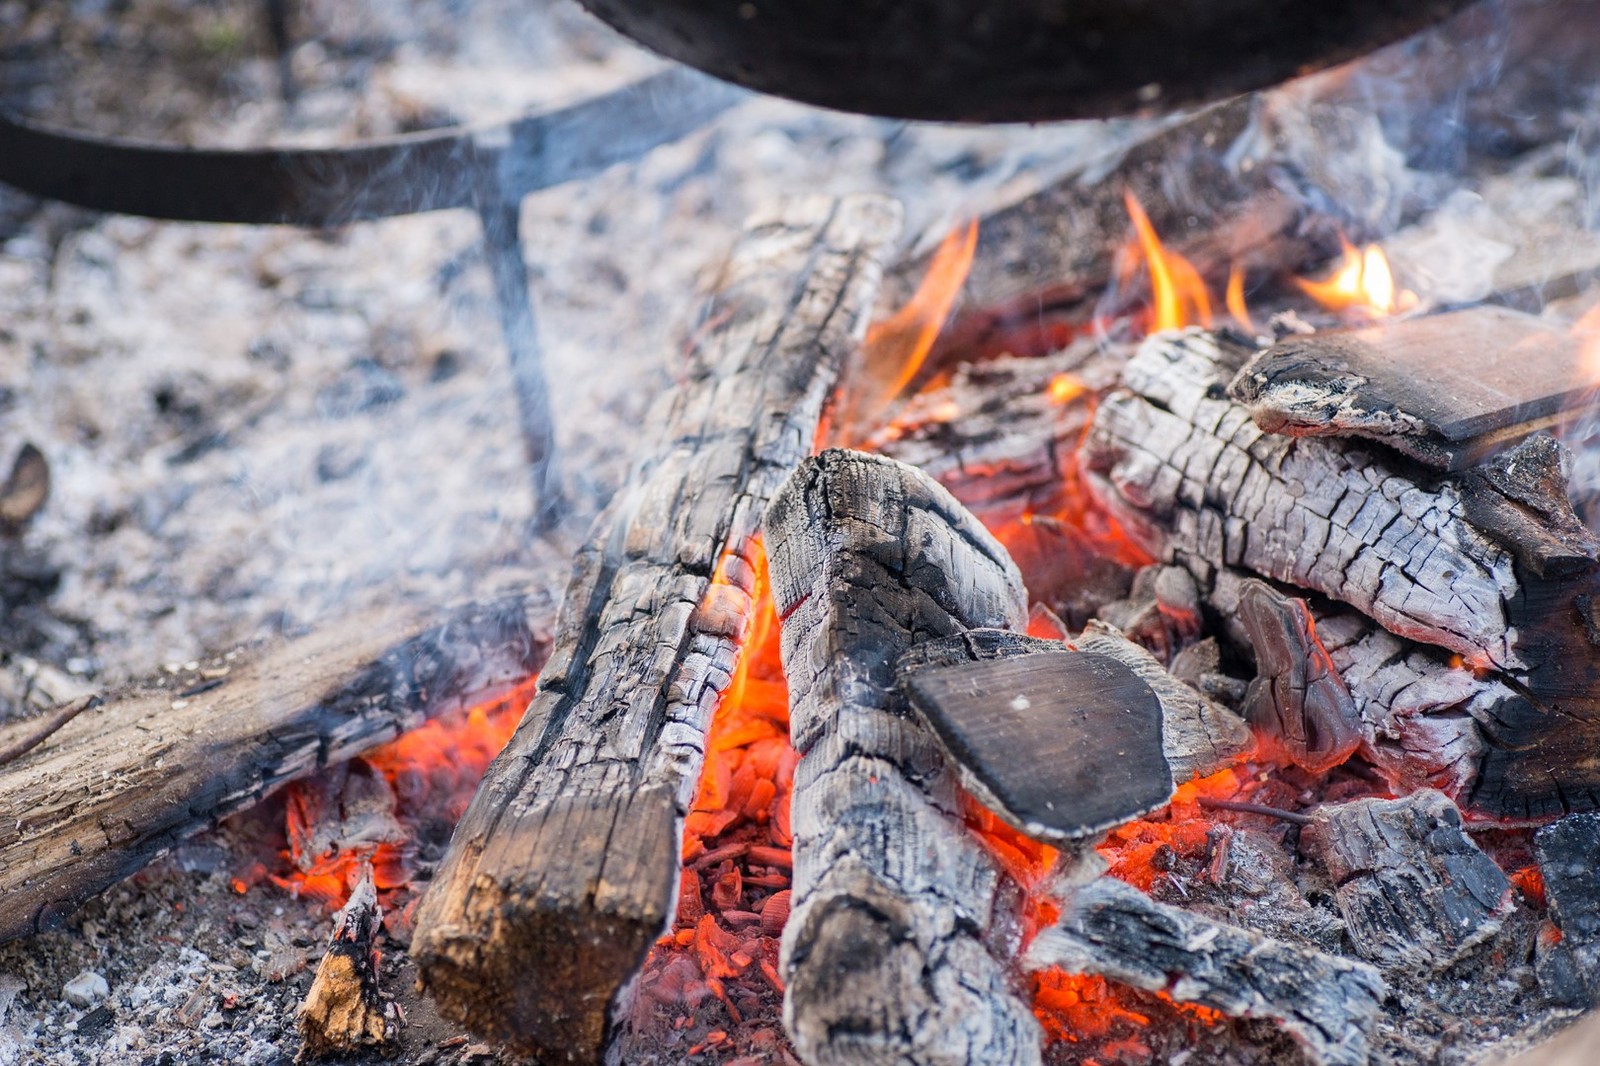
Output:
576,0,1476,122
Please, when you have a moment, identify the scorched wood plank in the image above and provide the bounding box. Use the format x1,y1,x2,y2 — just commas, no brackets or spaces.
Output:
0,592,551,942
408,196,901,1063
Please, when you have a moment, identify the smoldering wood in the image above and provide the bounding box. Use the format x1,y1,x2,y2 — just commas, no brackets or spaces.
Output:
1087,330,1523,667
1460,434,1600,580
764,449,1043,1066
1083,329,1600,818
1072,620,1254,785
1236,578,1363,773
1022,875,1386,1066
898,630,1172,844
1094,564,1204,665
1534,813,1600,1002
0,592,550,944
872,346,1142,628
409,197,901,1064
1229,307,1589,470
1301,790,1514,972
298,872,397,1059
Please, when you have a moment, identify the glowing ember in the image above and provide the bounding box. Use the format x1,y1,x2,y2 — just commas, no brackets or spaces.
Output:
1048,372,1087,405
841,219,979,437
1572,304,1600,385
628,539,795,1057
1122,191,1213,333
1295,237,1414,317
244,676,540,918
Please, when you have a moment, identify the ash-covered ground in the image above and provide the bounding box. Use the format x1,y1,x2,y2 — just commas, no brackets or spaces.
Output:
0,1,1143,1062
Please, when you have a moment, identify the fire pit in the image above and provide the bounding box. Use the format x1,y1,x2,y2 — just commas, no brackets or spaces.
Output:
5,1,1600,1064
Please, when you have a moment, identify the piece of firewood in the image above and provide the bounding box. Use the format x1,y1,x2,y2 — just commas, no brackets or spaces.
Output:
1023,875,1386,1066
1301,790,1515,972
298,870,397,1060
899,630,1172,844
0,592,550,944
1236,578,1363,773
1535,813,1600,1003
409,197,901,1063
764,449,1043,1066
1084,329,1600,819
1229,307,1591,470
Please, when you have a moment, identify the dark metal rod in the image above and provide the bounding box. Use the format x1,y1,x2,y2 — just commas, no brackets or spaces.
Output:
477,198,561,526
0,67,744,225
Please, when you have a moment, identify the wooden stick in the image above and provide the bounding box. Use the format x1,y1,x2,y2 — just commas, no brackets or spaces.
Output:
409,196,901,1063
0,592,551,943
765,449,1044,1066
0,694,99,768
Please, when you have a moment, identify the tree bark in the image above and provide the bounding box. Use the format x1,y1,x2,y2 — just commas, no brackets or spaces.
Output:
764,448,1043,1066
0,592,550,943
408,196,901,1063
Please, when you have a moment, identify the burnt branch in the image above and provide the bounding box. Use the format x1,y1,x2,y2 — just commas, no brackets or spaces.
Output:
408,197,901,1063
0,593,551,943
764,449,1042,1066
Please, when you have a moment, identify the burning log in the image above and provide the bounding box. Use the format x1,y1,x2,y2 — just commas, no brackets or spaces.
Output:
1301,790,1515,972
1023,876,1386,1066
299,870,398,1059
0,593,550,943
763,449,1043,1066
409,196,901,1062
1082,328,1600,818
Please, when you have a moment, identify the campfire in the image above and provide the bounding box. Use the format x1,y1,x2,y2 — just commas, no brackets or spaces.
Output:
6,1,1600,1064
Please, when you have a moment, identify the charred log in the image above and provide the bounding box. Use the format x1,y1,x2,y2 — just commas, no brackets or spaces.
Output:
1534,813,1600,1003
1023,875,1385,1066
1083,329,1600,818
409,197,900,1063
1301,790,1515,971
0,593,550,943
764,449,1042,1066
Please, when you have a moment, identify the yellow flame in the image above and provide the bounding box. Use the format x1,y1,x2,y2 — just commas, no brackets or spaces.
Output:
1296,238,1411,316
1048,373,1086,405
1123,190,1213,332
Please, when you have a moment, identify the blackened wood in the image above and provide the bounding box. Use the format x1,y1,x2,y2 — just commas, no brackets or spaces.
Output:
1085,330,1600,819
1072,620,1254,785
1237,579,1363,773
409,197,901,1064
1535,813,1600,1001
765,449,1042,1066
1460,434,1600,580
900,633,1171,844
299,872,396,1059
1301,790,1514,971
1229,307,1589,470
1095,564,1204,666
0,593,550,944
1023,876,1386,1066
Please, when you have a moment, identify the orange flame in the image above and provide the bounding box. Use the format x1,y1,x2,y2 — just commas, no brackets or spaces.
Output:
1295,238,1413,317
842,220,979,438
1226,264,1255,334
1122,191,1212,333
1573,304,1600,386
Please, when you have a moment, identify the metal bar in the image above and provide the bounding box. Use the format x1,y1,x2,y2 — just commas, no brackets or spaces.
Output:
0,67,744,226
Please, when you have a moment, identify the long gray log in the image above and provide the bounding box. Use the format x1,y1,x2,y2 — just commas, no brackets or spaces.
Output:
765,449,1044,1066
1023,876,1386,1066
409,197,901,1063
0,592,551,943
